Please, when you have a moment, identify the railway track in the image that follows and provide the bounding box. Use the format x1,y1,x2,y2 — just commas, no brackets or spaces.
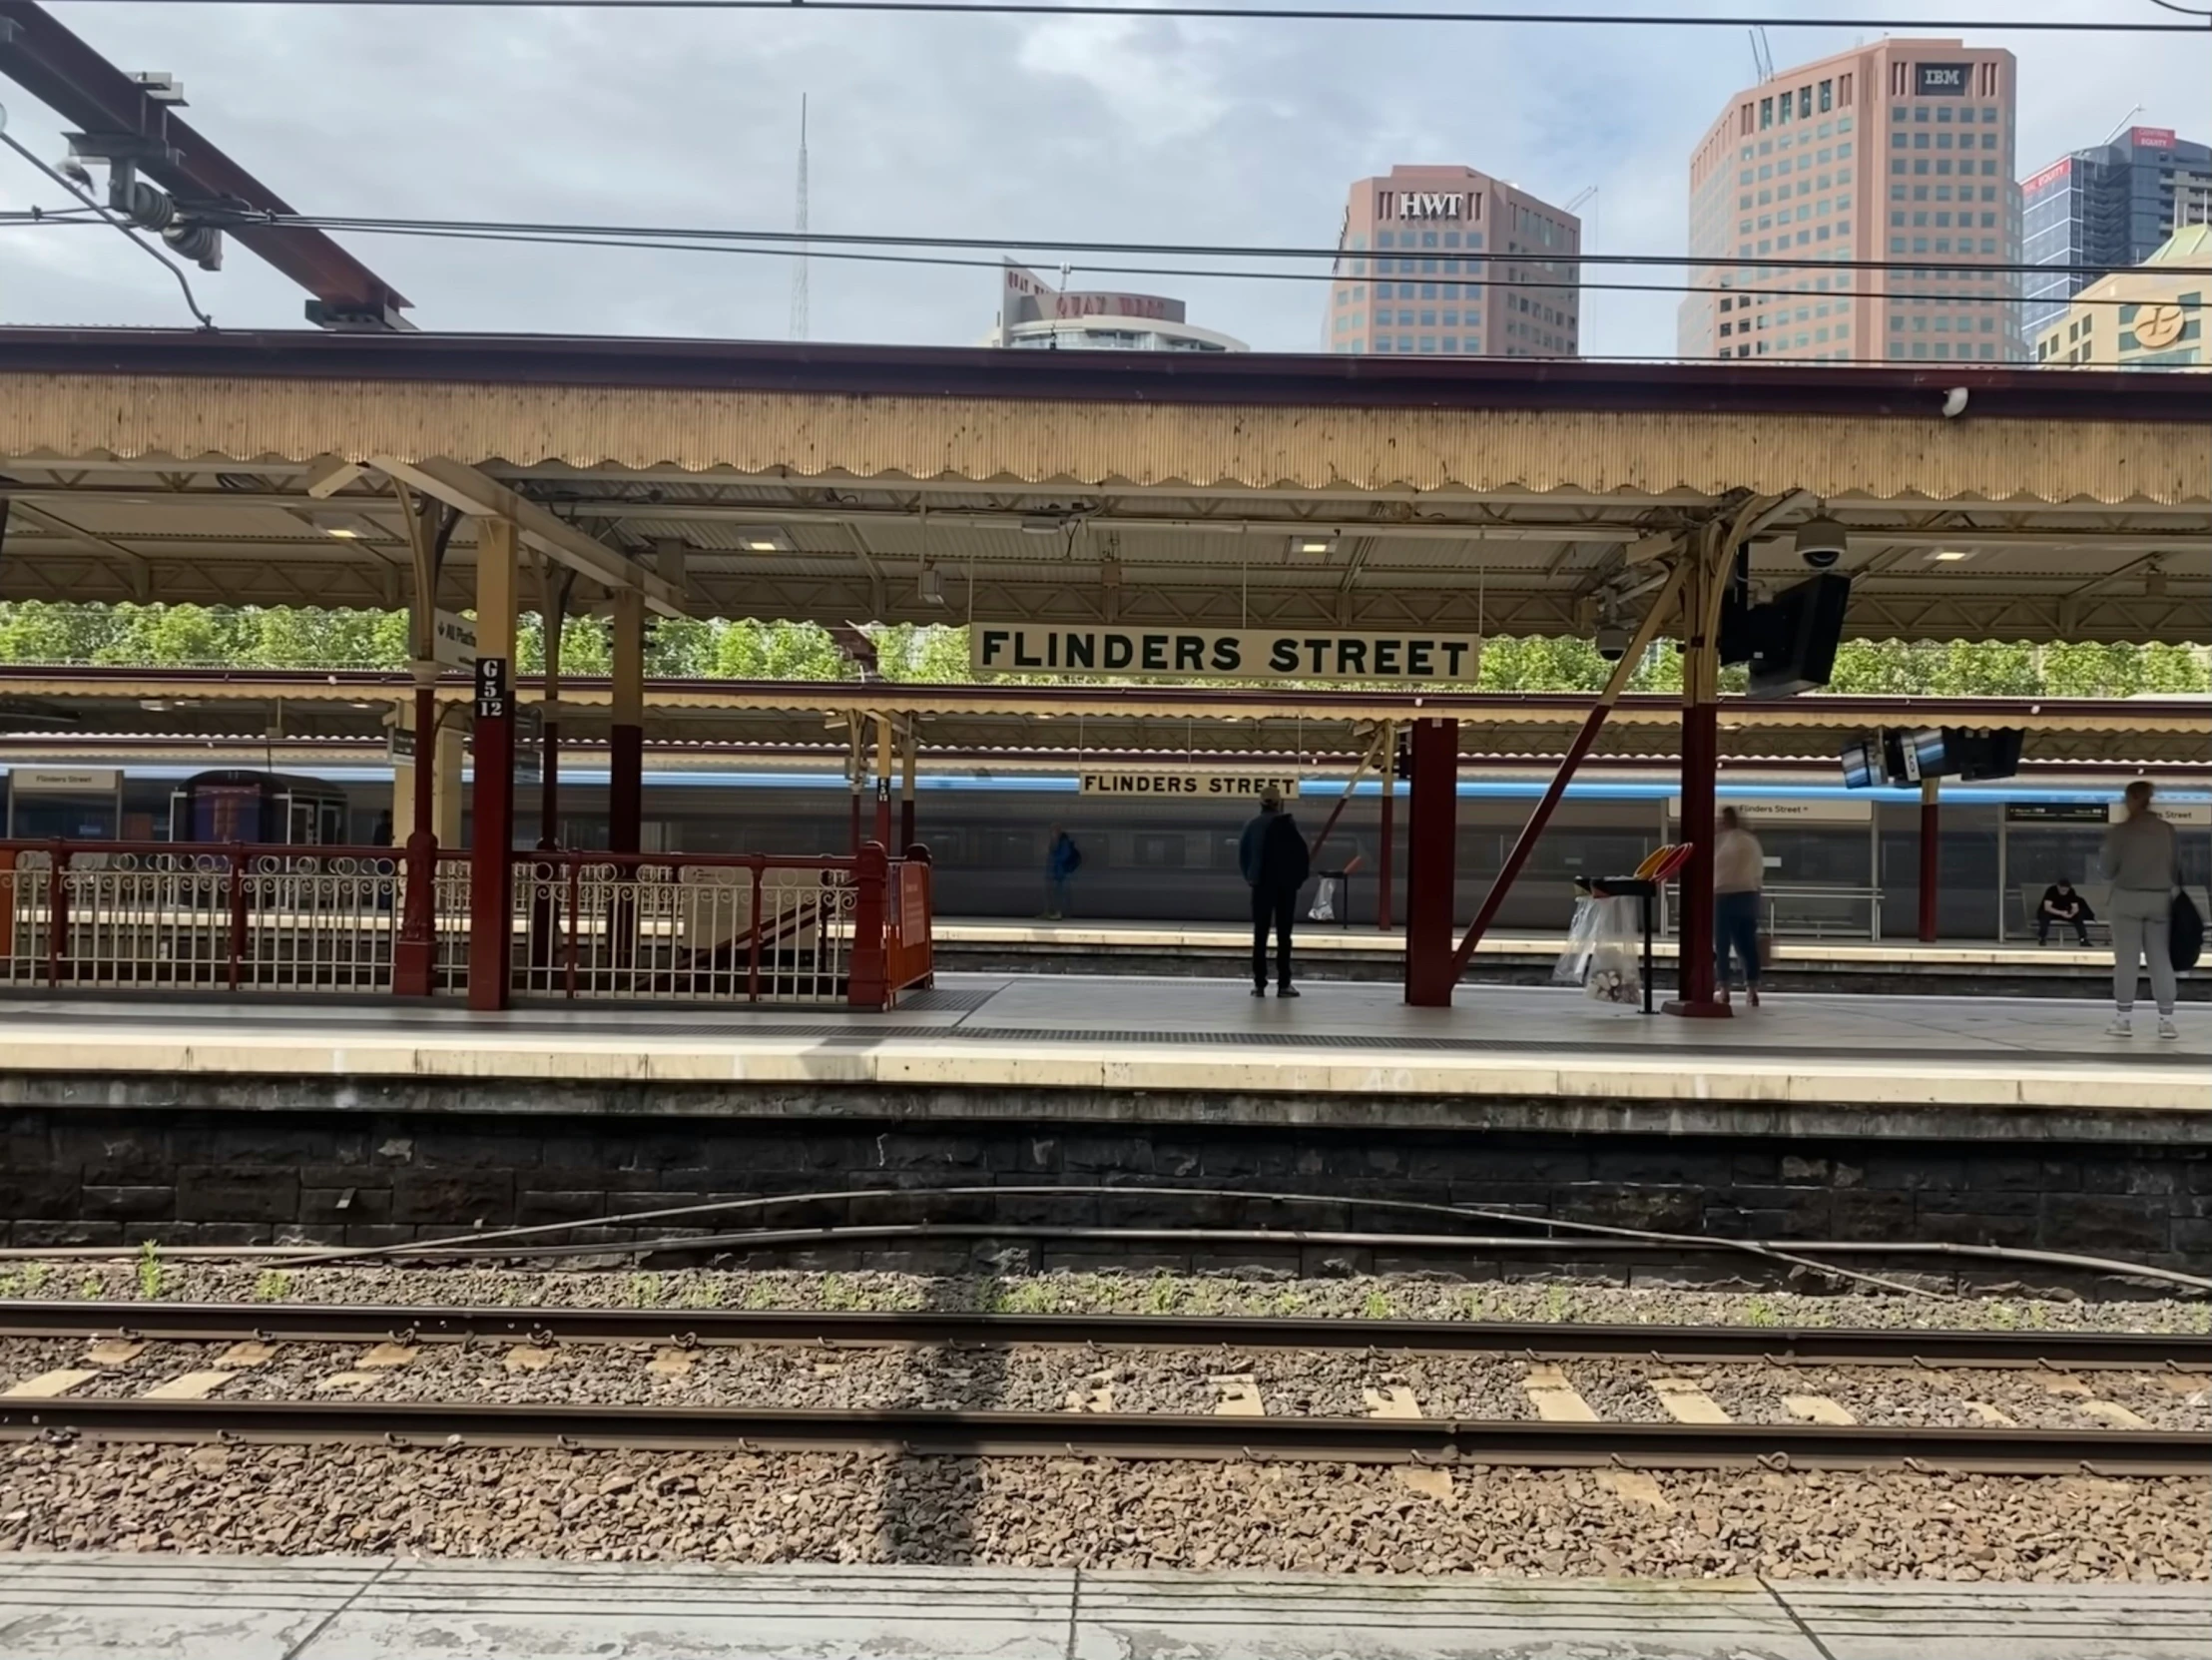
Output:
4,1301,2207,1368
2,1301,2205,1477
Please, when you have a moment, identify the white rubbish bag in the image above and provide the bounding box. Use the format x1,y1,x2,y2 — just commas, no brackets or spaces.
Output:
1552,896,1598,984
1583,894,1643,1004
1309,877,1337,921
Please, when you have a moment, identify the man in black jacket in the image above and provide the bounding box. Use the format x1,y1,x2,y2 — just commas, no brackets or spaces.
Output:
1239,786,1311,998
2036,878,2092,946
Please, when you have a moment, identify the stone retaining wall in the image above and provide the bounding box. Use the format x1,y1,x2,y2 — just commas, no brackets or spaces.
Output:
6,1092,2206,1287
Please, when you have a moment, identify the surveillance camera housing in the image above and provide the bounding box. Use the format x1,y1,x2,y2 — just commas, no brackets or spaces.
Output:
1793,515,1849,570
1595,624,1630,661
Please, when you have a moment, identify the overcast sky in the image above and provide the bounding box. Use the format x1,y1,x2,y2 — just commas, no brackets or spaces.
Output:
0,1,2204,356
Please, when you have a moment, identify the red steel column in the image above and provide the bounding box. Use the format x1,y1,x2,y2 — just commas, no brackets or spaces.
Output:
393,678,440,996
1664,534,1728,1019
1668,700,1725,1014
608,588,645,854
1919,776,1940,942
467,516,520,1012
1402,717,1459,1007
1377,723,1395,932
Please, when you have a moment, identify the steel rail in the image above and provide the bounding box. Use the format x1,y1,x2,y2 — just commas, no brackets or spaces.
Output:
2,1395,2199,1477
3,1302,2207,1371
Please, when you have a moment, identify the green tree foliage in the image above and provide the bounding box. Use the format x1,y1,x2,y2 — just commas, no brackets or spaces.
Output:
2,603,2205,697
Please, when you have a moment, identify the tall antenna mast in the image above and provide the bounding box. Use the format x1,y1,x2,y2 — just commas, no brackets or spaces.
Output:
790,95,810,341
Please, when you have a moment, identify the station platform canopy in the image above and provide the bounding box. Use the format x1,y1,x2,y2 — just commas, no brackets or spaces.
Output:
0,330,2206,647
0,670,2204,772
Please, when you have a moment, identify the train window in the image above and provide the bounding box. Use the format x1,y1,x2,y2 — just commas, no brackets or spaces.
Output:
1132,832,1185,868
982,830,1035,868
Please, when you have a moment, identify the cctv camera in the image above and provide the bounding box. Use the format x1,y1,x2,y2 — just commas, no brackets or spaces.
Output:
1595,624,1630,661
1793,515,1849,570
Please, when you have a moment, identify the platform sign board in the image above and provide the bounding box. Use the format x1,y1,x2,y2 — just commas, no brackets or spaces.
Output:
1666,796,1872,824
473,657,510,721
2005,802,2105,825
973,627,1479,684
11,768,120,793
431,610,478,670
2008,801,2212,828
1080,772,1300,800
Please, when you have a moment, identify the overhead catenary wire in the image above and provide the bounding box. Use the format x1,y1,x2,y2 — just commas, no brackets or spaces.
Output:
201,208,2212,281
38,0,2209,29
6,213,2172,319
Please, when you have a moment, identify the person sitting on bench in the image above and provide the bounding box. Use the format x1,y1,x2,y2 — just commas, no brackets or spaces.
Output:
2036,878,2093,946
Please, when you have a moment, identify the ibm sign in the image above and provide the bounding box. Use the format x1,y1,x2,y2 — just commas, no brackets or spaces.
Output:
1917,62,1969,96
1379,191,1467,222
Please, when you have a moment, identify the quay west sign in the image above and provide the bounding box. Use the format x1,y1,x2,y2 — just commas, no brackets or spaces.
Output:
1080,773,1301,800
972,628,1481,683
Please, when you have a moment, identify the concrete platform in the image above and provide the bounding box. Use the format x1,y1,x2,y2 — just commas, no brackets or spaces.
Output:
0,974,2205,1121
0,1554,2204,1659
929,919,2187,1000
939,916,2117,967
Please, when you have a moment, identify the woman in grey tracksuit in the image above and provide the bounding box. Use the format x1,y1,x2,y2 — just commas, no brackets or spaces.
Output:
2101,780,2182,1040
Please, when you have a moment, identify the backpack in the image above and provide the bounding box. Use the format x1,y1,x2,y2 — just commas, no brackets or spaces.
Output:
2173,889,2204,972
1060,835,1082,872
1269,814,1311,888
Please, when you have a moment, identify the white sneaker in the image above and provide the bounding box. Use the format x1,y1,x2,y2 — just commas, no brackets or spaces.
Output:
2158,1017,2180,1041
2105,1015,2134,1038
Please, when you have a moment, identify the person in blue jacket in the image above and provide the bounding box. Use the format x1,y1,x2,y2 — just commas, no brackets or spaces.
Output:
1239,786,1311,997
1044,825,1081,920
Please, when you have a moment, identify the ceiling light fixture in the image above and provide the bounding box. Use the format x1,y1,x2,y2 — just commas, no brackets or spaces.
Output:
917,564,945,606
735,528,794,553
1292,533,1342,556
1020,515,1067,536
1926,549,1974,563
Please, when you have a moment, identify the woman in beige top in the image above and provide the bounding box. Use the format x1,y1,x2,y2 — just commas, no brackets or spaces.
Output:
1713,807,1764,1007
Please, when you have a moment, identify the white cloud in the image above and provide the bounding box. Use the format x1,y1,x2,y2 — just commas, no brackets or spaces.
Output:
0,0,2202,353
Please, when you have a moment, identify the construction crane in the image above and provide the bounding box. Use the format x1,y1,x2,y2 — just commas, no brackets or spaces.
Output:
0,0,410,327
1748,26,1775,83
1563,186,1598,250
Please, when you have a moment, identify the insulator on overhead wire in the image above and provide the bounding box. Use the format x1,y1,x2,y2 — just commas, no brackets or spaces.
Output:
162,222,224,273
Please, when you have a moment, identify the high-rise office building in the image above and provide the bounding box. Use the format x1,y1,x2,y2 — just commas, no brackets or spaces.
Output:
1679,40,2021,364
1325,167,1580,357
2022,128,2212,336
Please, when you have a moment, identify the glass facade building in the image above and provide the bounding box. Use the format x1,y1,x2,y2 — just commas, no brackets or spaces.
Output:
2021,129,2212,338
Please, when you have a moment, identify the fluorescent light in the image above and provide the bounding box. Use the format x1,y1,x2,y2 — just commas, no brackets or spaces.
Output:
324,525,361,539
1020,515,1065,536
1292,533,1341,556
735,528,793,553
1926,549,1973,563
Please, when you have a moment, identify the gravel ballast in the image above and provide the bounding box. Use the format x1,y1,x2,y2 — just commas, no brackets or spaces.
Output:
4,1262,2207,1333
1,1440,2201,1581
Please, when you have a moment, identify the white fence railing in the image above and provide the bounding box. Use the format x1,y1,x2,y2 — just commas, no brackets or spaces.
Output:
1,842,929,1006
0,845,402,992
513,854,858,1002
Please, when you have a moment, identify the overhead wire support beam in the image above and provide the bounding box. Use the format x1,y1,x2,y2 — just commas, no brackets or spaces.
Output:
0,0,411,329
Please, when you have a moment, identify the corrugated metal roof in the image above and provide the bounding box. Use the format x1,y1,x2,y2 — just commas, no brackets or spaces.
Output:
2,371,2203,508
